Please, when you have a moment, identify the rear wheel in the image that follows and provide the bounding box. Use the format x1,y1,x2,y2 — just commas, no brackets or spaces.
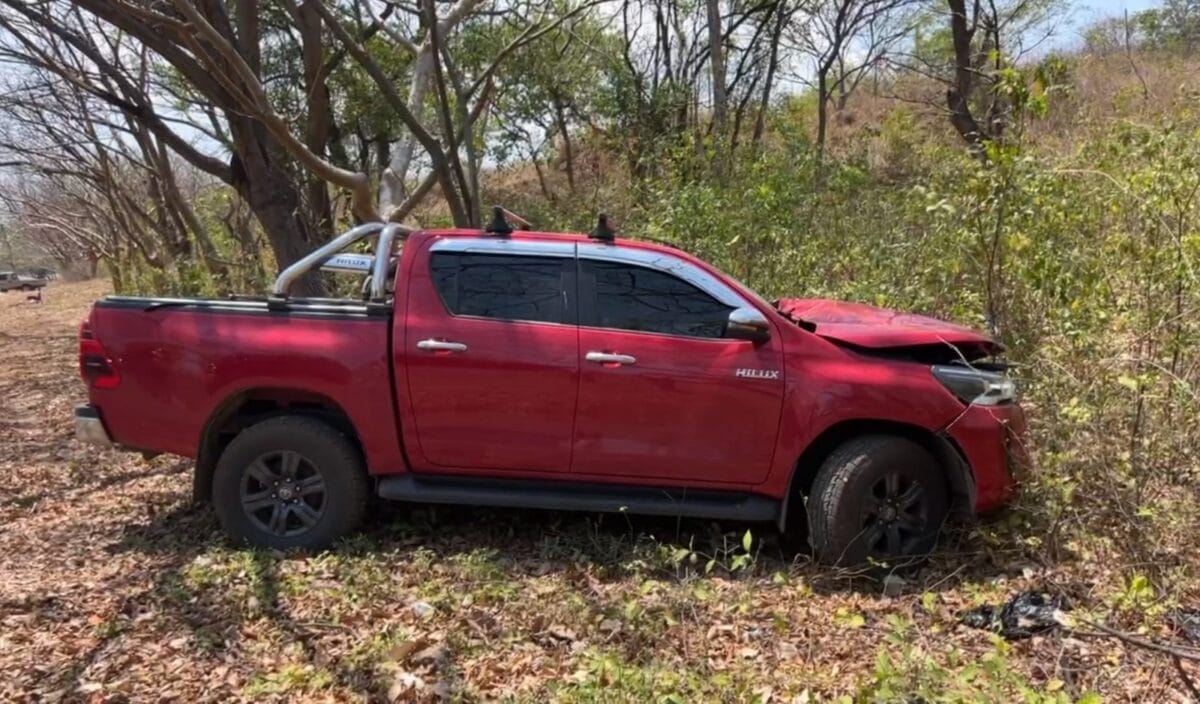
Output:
807,435,948,565
212,416,368,550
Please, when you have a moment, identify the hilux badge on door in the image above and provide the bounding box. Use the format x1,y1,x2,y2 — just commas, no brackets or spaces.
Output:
735,368,780,380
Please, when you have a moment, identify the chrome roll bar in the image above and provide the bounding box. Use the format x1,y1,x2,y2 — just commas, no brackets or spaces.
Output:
370,222,402,303
271,222,411,301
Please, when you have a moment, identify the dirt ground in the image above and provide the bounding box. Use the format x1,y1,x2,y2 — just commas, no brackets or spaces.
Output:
0,280,1195,703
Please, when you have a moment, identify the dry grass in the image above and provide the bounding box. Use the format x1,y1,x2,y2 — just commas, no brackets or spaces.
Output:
0,280,1197,702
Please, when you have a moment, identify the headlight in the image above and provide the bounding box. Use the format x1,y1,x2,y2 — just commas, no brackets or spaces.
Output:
931,365,1016,406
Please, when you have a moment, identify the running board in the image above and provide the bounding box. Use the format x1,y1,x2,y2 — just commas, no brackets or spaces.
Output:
376,475,780,522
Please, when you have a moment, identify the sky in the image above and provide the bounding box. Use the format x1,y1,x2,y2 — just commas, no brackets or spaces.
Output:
1076,0,1161,12
1072,0,1164,25
1044,0,1166,51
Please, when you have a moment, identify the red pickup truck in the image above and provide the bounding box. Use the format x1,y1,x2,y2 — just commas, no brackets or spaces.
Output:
75,216,1026,564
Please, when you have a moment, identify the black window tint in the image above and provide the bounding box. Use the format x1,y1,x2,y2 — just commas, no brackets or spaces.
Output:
431,252,565,324
586,260,733,338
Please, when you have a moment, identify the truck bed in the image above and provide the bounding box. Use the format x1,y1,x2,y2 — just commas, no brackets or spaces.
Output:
85,295,406,472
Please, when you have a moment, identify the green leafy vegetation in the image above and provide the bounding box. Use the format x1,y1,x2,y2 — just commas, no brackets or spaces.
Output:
862,620,1100,703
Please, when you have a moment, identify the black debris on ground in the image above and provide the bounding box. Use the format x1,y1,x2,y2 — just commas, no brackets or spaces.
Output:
959,591,1072,640
1168,608,1200,643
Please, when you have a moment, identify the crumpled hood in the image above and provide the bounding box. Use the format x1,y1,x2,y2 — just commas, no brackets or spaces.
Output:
775,298,1000,356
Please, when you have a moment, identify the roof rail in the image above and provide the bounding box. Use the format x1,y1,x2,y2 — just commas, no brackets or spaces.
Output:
483,207,687,254
636,235,692,254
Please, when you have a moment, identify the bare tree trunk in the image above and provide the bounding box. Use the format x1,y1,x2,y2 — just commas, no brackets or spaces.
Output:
220,198,259,260
552,95,576,193
532,155,554,203
752,1,787,148
381,48,433,210
707,0,726,132
816,67,830,162
229,116,324,297
152,138,226,280
707,0,726,175
107,257,123,291
836,76,851,110
296,0,334,237
465,97,484,217
235,0,261,74
946,0,987,154
0,227,15,270
424,0,477,225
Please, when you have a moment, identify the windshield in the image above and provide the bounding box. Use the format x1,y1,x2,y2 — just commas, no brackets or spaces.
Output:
701,261,774,311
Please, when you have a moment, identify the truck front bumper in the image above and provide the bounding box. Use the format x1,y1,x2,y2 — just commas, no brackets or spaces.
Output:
944,402,1029,513
75,404,113,447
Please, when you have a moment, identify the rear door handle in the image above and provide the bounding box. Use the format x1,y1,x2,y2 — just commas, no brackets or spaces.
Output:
586,351,636,366
417,339,468,353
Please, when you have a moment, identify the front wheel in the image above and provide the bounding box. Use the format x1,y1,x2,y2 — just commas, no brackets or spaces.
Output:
807,435,949,566
212,416,369,550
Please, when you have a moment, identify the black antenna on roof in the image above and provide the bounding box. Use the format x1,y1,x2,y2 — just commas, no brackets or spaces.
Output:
485,206,513,236
590,213,616,243
485,206,532,237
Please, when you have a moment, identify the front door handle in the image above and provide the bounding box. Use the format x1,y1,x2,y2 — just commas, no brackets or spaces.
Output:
586,351,636,366
417,339,468,353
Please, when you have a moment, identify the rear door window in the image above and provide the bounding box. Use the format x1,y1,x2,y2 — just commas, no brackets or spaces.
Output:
431,252,569,324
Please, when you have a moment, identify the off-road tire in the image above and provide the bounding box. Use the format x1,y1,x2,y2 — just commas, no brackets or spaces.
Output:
212,416,369,550
807,435,949,566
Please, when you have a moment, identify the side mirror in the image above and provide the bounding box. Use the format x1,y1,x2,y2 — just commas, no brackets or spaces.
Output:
725,306,771,344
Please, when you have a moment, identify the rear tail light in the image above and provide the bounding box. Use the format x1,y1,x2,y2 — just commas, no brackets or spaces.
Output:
79,319,120,389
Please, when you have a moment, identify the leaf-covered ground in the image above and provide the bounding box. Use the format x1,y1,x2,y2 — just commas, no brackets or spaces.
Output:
1,280,1196,703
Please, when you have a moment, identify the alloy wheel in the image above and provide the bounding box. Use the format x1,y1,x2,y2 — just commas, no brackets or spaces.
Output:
240,450,328,537
860,471,929,557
